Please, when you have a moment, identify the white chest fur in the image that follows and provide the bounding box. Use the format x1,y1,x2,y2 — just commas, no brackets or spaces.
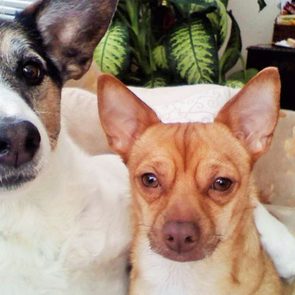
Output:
0,128,131,295
132,237,251,295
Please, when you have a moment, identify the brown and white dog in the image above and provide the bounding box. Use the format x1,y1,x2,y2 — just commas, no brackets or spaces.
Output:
0,1,132,294
98,69,295,295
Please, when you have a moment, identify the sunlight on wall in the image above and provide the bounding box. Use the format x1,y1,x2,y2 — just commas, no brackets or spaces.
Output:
228,0,280,71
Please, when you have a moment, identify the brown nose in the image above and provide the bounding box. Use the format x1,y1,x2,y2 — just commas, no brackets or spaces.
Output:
162,221,200,254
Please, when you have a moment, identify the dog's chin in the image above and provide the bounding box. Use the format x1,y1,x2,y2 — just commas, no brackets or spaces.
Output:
160,249,207,262
0,173,37,190
0,160,42,191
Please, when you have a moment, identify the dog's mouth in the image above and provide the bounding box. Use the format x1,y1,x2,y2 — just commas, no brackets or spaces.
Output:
148,231,220,263
150,241,220,263
0,172,37,189
0,160,41,191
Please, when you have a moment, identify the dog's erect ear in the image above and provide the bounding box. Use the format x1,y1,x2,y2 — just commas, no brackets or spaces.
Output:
97,74,160,162
18,0,118,82
216,67,281,162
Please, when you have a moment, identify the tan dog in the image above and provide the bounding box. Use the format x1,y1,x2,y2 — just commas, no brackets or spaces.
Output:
98,68,283,295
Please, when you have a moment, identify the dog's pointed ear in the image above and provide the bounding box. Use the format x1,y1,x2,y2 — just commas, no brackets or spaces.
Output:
18,0,118,82
216,67,281,162
97,74,160,162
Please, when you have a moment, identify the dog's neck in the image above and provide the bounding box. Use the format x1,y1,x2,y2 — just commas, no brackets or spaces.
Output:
131,195,272,295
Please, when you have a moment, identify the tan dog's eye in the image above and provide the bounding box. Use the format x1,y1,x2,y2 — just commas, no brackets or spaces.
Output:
141,173,159,188
211,177,232,192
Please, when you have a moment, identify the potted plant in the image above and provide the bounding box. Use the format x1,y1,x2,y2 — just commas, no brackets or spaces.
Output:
94,0,266,87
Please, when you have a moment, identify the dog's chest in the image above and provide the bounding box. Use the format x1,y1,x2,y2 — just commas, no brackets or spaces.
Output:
134,262,218,295
0,203,70,294
133,241,231,295
0,170,130,295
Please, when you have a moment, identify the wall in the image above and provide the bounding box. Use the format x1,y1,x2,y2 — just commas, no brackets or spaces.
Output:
227,0,280,71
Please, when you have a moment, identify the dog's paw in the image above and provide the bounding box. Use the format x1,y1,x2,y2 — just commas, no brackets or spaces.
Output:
254,203,295,280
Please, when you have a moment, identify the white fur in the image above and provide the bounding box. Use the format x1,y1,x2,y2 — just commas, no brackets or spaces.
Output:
133,236,236,295
0,83,131,294
0,84,50,184
1,79,295,295
254,203,295,281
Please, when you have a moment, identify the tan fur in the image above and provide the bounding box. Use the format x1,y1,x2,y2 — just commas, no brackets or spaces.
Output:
65,62,99,93
34,82,61,147
127,123,282,294
97,69,285,295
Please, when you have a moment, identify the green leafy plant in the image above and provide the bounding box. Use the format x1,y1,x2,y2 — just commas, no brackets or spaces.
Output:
94,0,264,87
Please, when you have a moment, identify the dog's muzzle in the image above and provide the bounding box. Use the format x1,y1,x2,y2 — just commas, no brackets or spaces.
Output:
0,118,41,189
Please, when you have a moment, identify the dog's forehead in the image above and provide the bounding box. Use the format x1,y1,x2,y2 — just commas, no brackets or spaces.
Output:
133,122,249,170
0,22,29,55
141,122,233,151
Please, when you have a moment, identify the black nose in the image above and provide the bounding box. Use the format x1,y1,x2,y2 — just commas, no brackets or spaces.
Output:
0,120,41,168
163,221,200,254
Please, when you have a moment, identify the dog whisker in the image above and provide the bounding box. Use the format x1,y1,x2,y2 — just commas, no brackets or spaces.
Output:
137,223,152,229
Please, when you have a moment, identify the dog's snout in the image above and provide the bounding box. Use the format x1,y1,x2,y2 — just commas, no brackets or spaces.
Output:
0,120,41,168
163,221,200,254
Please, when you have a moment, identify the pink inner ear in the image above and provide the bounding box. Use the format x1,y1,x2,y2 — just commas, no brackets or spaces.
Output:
59,22,78,44
97,74,160,161
216,67,281,161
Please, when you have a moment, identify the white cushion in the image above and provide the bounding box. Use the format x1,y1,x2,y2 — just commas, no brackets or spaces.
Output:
129,84,239,123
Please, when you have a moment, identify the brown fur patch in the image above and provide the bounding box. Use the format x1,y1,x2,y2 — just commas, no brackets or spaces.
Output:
34,80,61,147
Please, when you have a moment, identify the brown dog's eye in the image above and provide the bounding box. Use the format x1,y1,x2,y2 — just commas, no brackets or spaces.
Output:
22,62,44,85
211,177,232,192
141,173,159,188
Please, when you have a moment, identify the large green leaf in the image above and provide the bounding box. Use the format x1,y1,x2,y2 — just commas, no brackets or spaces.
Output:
219,11,242,81
167,17,219,84
170,0,217,16
225,80,244,88
228,68,259,84
219,0,228,8
153,45,169,70
207,0,228,49
94,22,129,76
144,75,169,88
